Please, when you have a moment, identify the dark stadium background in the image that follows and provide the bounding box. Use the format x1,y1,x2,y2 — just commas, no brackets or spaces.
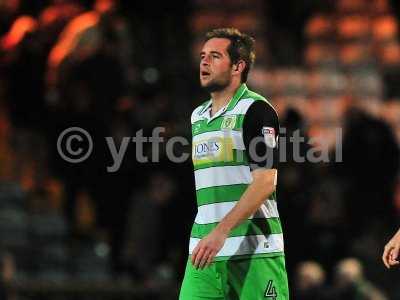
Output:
0,0,400,299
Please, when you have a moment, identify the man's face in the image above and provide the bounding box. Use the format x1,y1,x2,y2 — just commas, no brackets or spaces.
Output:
199,38,233,93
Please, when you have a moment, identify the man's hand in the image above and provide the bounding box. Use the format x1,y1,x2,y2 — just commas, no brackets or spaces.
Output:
383,228,400,269
191,228,228,269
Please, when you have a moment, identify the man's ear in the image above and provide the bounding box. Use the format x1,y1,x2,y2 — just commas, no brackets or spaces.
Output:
232,60,246,75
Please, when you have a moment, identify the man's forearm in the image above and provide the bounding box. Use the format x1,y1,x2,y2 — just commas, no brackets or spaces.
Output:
215,169,276,235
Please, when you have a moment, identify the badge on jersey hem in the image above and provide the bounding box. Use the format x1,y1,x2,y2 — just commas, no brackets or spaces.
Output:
262,127,277,148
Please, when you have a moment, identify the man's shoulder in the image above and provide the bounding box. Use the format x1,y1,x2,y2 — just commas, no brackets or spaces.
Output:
229,87,276,117
242,88,277,116
243,88,267,102
245,100,279,126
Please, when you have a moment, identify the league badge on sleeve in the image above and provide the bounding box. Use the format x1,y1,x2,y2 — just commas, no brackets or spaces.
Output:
262,127,277,148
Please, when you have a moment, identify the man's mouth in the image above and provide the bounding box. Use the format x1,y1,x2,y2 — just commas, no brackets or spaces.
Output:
201,71,211,77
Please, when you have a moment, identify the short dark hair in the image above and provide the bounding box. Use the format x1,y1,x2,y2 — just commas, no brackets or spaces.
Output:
205,28,256,83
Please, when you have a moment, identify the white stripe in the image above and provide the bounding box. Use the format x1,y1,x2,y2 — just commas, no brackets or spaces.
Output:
189,234,284,257
192,130,245,150
195,165,252,190
225,98,255,115
195,200,279,224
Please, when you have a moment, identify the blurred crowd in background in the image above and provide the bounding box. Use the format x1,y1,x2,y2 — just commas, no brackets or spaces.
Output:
0,0,400,299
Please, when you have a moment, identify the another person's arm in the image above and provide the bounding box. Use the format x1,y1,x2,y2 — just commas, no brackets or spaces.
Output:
383,228,400,268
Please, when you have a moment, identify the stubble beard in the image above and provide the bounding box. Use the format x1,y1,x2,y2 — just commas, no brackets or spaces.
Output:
201,71,231,93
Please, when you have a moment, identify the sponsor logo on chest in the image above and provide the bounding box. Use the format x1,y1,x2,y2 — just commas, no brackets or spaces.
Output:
192,137,234,165
193,140,222,158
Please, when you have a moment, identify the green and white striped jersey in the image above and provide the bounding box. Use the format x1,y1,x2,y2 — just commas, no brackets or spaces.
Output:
189,83,284,261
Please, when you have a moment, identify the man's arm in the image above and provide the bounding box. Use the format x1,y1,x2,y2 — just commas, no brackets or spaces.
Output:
383,228,400,268
192,101,279,269
191,169,277,269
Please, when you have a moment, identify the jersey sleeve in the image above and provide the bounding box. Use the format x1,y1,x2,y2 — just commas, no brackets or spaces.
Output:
242,100,279,171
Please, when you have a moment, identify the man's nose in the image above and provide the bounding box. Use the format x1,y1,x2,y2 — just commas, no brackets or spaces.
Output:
201,55,210,66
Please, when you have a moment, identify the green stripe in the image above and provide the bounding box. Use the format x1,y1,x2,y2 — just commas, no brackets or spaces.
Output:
193,150,248,171
196,184,248,206
192,115,245,136
196,185,277,206
226,83,249,111
191,218,282,238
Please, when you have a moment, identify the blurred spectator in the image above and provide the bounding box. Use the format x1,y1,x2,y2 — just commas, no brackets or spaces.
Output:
329,258,387,300
277,108,318,273
340,108,399,238
47,0,133,98
0,14,47,129
122,172,176,284
293,261,327,300
44,2,136,272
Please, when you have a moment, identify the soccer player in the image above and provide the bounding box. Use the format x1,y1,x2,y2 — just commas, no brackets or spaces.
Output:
179,28,289,300
383,228,400,268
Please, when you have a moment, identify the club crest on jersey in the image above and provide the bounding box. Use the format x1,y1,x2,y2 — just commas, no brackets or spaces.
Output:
221,115,236,130
262,127,277,148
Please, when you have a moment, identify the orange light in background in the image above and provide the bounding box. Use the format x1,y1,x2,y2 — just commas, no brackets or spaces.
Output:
1,15,37,50
48,11,99,68
372,16,398,42
305,14,332,36
380,41,400,65
94,0,116,14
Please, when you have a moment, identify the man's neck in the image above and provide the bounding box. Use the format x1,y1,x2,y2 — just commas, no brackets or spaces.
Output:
210,82,241,117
